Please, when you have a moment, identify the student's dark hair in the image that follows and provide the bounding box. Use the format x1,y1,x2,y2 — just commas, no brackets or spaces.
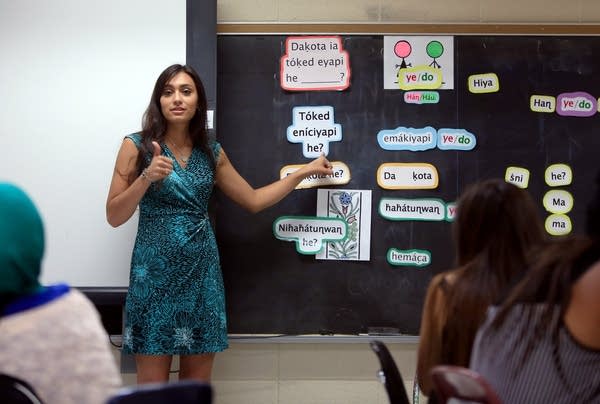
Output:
486,236,598,396
487,173,600,397
453,179,544,273
440,179,545,365
585,171,600,238
133,64,213,180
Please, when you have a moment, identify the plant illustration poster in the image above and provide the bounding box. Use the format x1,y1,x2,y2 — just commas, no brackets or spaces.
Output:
316,189,372,261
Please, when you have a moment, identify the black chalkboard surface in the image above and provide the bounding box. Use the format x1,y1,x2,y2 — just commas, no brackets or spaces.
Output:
215,35,600,335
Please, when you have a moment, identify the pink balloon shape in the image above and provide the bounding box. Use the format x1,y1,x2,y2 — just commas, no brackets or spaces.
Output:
394,40,412,58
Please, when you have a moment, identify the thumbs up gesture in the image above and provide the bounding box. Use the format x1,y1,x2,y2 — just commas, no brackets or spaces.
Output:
143,141,174,182
152,141,162,158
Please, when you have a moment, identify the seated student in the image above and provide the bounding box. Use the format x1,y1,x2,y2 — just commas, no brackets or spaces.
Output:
0,183,122,404
469,179,600,403
416,179,546,397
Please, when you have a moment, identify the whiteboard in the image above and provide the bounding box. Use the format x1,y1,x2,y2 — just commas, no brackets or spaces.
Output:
0,0,186,287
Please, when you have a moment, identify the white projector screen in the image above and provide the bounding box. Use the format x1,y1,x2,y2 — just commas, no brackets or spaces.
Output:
0,0,186,287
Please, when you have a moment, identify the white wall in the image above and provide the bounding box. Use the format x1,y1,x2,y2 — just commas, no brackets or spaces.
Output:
216,0,600,23
0,0,186,287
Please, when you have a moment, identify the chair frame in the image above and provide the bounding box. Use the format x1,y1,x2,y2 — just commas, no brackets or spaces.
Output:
106,380,212,404
430,365,502,404
369,340,411,404
0,373,44,404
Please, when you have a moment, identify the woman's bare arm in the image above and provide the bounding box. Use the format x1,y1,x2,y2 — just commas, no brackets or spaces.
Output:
105,140,172,227
215,148,332,213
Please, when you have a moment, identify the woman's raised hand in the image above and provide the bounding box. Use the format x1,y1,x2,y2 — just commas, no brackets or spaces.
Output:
302,153,333,177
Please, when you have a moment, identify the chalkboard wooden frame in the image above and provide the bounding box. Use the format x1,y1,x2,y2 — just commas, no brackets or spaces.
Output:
217,23,600,35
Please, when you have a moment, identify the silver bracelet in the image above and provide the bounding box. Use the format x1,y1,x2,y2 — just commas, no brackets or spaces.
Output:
141,168,153,183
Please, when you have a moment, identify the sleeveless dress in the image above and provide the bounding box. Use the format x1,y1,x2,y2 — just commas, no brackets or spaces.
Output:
122,133,228,355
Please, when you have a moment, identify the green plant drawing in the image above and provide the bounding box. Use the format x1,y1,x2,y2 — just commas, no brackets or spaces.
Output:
326,191,360,259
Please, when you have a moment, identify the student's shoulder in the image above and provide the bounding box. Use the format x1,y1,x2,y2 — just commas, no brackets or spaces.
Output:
58,288,102,314
572,259,600,301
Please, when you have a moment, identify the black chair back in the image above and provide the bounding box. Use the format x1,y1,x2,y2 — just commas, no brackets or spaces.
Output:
0,373,44,404
106,380,212,404
369,340,411,404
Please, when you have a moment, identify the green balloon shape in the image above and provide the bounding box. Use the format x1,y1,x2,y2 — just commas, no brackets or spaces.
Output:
426,41,444,58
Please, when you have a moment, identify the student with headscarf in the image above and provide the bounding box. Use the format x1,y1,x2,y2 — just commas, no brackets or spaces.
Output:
0,183,122,404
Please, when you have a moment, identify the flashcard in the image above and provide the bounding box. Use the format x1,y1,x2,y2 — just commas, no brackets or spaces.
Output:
556,92,597,117
545,214,572,236
273,216,347,255
543,190,574,214
377,163,439,190
383,36,454,90
377,126,437,151
376,127,476,151
280,161,351,189
445,202,457,222
387,248,431,267
316,189,372,261
530,95,556,113
404,91,440,104
468,73,500,93
287,105,342,158
545,164,572,187
505,167,530,189
398,66,443,90
280,36,350,91
378,198,446,221
437,129,476,151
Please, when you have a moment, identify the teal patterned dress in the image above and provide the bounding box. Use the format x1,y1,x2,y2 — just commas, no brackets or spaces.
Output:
122,133,228,355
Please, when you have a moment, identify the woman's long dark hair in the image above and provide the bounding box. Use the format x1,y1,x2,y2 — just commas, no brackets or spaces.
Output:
485,178,600,397
133,64,214,180
441,179,546,365
485,236,598,398
491,236,596,329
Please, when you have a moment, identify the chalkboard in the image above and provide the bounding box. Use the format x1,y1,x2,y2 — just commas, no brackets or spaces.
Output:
215,35,600,335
